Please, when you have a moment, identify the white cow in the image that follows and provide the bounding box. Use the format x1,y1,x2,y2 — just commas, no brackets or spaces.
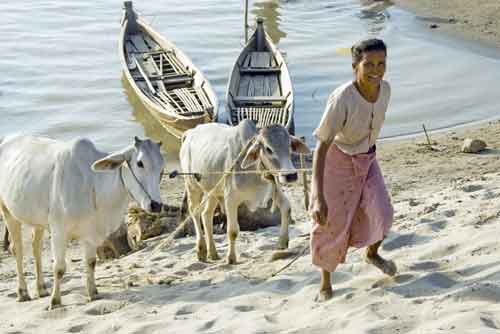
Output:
0,135,164,309
180,120,310,264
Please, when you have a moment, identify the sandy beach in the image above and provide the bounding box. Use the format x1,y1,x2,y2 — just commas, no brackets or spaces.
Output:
2,1,500,333
1,119,500,333
393,0,500,47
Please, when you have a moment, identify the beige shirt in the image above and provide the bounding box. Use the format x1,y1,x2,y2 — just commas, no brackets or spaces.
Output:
313,80,391,155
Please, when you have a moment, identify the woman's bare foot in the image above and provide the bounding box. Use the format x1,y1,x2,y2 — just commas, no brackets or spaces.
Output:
315,287,333,302
315,269,334,302
365,252,397,276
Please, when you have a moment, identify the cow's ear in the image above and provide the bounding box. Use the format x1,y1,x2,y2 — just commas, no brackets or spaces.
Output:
241,141,261,169
92,148,133,172
290,136,311,154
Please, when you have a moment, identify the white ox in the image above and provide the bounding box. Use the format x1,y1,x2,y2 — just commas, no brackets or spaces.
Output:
180,120,310,264
0,135,164,309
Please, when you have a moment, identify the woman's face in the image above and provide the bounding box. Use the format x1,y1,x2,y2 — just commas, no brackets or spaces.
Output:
353,50,386,88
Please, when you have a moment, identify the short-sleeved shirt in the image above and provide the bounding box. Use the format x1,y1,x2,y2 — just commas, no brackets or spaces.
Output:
313,80,391,155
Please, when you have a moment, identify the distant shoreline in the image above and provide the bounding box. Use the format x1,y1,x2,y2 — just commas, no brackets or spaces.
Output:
393,0,500,48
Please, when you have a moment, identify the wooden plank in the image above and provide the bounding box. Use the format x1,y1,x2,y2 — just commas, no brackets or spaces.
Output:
237,75,251,97
130,34,150,52
252,75,265,96
143,34,161,51
250,52,271,68
179,89,198,112
160,91,183,114
195,88,211,109
240,67,280,74
133,57,156,94
243,54,251,67
233,96,287,103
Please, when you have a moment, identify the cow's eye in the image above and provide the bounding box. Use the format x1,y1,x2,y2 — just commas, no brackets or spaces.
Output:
137,161,144,168
265,147,273,154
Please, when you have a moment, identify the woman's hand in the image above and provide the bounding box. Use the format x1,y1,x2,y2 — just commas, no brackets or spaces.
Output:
310,194,328,226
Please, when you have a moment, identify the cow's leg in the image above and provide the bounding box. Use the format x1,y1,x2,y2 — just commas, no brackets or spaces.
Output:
187,183,207,261
32,226,48,298
202,196,219,260
83,241,98,301
225,199,239,265
2,207,30,302
49,223,66,309
3,227,9,252
275,187,291,249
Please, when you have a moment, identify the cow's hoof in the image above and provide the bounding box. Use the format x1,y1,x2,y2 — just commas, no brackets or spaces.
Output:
87,288,99,302
49,297,61,310
208,252,220,261
17,290,31,302
277,237,289,250
197,251,207,262
37,287,49,298
226,254,237,265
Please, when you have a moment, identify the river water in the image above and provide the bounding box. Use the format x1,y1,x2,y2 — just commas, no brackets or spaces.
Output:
1,0,500,157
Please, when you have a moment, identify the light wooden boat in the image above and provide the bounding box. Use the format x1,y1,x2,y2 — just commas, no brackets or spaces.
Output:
119,1,218,139
226,17,294,134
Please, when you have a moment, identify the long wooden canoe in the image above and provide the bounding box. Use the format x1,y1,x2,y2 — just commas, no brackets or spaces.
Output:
119,1,218,139
226,17,294,134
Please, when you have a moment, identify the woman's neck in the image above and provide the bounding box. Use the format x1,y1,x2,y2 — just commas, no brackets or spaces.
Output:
354,80,380,103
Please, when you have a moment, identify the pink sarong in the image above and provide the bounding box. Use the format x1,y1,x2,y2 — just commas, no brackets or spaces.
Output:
310,144,393,273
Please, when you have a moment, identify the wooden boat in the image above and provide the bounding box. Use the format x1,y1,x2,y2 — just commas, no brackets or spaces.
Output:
119,1,218,139
226,17,294,134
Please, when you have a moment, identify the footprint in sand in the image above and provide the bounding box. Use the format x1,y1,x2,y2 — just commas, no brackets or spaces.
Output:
185,262,208,271
480,313,500,330
389,272,457,298
383,233,430,251
447,283,500,303
429,220,448,232
234,305,255,312
67,324,87,333
198,318,217,331
264,313,279,324
84,300,127,316
462,184,484,193
175,304,201,316
442,210,456,217
268,278,295,291
408,261,441,271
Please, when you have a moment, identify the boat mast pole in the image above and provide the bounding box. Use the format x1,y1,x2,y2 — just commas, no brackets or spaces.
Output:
244,0,249,44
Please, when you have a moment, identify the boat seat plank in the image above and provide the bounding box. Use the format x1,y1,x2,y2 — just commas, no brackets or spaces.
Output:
233,95,286,103
240,67,280,74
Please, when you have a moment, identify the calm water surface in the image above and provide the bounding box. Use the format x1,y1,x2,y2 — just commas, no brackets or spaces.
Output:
1,0,500,160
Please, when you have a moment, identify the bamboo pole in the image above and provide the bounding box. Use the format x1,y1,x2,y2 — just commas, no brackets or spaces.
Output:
300,136,310,211
244,0,249,44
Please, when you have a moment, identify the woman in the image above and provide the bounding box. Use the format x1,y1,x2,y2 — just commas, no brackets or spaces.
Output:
310,38,397,302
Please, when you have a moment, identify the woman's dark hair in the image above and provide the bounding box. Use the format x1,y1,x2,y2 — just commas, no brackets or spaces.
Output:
351,38,387,64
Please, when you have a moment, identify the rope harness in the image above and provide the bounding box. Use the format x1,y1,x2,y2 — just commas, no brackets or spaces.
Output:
149,135,260,256
120,159,156,204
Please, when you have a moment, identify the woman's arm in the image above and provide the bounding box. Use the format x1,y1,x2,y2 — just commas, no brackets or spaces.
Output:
310,139,331,225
